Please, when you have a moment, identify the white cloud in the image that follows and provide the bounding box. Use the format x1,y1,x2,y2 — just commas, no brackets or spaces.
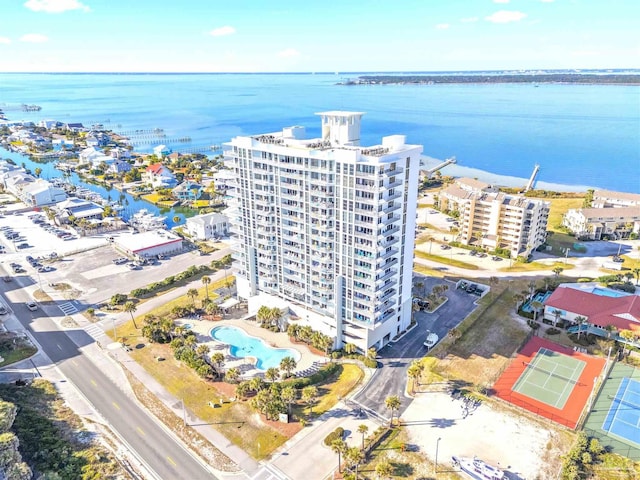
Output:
209,26,236,37
24,0,90,13
435,23,450,30
460,17,479,23
0,37,11,44
485,10,527,23
278,48,300,58
20,33,49,43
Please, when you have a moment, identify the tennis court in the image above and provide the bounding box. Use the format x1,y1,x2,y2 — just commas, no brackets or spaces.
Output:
602,377,640,445
493,337,606,429
583,362,640,459
512,347,586,409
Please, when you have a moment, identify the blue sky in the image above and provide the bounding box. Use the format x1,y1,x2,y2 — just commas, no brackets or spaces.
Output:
0,0,638,72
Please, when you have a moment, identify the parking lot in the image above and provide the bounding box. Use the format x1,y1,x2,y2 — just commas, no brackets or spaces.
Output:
0,210,224,308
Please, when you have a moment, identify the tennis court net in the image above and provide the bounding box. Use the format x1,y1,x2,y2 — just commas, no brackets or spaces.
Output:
608,395,640,412
523,361,580,385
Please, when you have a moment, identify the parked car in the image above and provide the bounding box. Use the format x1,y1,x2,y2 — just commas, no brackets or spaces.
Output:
113,257,128,265
127,263,141,270
0,305,7,315
491,256,503,262
26,302,38,311
16,243,30,249
37,266,53,273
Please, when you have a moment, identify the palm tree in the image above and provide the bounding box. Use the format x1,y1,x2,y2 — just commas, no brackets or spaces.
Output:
331,439,347,473
224,367,240,383
281,386,297,415
375,459,393,479
619,329,636,354
574,315,588,339
256,305,271,326
528,280,537,299
123,301,138,329
34,167,42,177
552,309,562,327
344,343,358,355
553,266,564,277
357,424,369,451
604,324,617,340
201,275,211,300
302,386,318,414
633,268,640,286
407,360,423,394
279,356,297,378
345,446,365,479
249,376,264,392
385,395,401,427
173,215,181,225
367,347,377,361
531,300,544,323
265,367,280,383
624,272,634,284
211,352,225,376
187,288,198,308
196,344,210,358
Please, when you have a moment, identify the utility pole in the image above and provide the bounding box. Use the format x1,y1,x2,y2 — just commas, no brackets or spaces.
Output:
182,398,187,426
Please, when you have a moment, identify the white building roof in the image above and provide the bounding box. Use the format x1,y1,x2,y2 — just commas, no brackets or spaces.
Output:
115,229,182,254
186,212,228,226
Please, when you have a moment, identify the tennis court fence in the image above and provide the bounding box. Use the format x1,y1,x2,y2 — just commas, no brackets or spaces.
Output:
493,392,576,429
582,426,640,460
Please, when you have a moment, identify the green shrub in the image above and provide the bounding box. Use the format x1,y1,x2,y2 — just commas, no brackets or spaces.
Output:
281,363,339,389
546,327,561,335
323,427,344,446
363,358,378,368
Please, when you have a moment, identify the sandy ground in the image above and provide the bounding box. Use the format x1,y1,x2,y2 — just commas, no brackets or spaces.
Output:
402,391,564,480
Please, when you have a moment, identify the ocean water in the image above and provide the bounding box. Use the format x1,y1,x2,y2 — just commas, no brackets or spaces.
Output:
1,73,638,193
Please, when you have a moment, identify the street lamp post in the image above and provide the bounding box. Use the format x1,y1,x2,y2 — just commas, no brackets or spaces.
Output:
111,317,117,340
435,437,442,475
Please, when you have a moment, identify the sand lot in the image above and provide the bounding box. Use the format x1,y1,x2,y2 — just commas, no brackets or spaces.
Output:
402,391,569,480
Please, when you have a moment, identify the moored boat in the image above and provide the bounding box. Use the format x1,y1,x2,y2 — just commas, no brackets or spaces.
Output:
451,456,507,480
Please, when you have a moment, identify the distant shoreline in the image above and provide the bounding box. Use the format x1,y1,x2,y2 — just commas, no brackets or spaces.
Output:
340,74,640,86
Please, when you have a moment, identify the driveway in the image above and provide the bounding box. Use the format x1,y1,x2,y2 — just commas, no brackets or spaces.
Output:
352,275,479,420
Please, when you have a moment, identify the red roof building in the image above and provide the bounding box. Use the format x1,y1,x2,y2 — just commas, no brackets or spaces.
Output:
544,286,640,333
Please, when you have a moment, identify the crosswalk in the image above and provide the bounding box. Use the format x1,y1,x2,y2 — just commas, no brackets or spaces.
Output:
59,302,78,316
250,464,291,480
84,323,105,340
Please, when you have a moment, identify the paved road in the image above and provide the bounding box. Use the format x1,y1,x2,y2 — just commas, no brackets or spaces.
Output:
4,288,218,480
352,276,478,419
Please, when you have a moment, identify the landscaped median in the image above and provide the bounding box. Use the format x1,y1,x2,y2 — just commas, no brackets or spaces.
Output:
414,250,479,270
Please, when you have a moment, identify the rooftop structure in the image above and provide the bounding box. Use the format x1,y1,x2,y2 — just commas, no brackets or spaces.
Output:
114,229,182,258
225,111,422,352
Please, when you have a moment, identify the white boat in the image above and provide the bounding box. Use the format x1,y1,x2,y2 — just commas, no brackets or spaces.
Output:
129,208,167,231
452,456,507,480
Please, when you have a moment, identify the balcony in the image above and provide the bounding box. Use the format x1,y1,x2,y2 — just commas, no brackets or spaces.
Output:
378,247,399,260
376,268,398,283
380,214,401,226
376,289,396,303
379,225,400,237
383,167,403,177
382,203,401,215
377,257,398,270
377,236,399,249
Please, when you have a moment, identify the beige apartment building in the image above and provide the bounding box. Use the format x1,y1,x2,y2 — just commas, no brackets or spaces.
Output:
439,178,550,258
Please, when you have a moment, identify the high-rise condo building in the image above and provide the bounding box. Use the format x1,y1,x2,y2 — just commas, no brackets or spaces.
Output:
225,112,423,351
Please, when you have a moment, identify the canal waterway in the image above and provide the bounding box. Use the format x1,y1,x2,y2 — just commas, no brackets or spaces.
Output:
0,147,195,228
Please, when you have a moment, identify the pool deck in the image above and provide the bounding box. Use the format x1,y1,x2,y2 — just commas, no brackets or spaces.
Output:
176,317,326,379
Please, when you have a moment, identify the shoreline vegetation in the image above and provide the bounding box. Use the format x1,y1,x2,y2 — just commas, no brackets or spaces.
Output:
339,73,640,86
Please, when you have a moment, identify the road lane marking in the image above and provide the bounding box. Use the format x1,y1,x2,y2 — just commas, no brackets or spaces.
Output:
112,402,120,410
166,456,177,467
72,360,78,366
136,427,145,436
90,379,97,387
56,344,62,350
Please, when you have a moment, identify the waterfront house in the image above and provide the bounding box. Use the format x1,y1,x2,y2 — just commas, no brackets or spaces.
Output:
109,147,131,159
65,122,85,133
52,139,75,151
38,119,62,130
153,144,172,157
107,160,132,175
143,163,177,188
185,212,229,240
4,172,35,197
172,181,203,202
21,180,67,207
593,190,640,209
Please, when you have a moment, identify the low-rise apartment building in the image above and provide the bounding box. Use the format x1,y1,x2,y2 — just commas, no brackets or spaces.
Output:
563,206,640,240
439,178,549,258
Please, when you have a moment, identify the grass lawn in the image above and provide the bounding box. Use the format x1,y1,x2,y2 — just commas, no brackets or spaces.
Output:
431,281,531,387
414,250,479,270
299,363,364,418
0,342,38,367
535,196,584,232
141,192,166,204
413,264,446,278
500,261,575,273
544,231,583,256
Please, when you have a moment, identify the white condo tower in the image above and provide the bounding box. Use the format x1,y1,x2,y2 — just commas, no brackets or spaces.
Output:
225,112,422,352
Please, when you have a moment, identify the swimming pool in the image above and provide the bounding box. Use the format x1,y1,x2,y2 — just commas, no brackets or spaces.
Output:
210,326,300,371
522,291,552,313
591,287,630,298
